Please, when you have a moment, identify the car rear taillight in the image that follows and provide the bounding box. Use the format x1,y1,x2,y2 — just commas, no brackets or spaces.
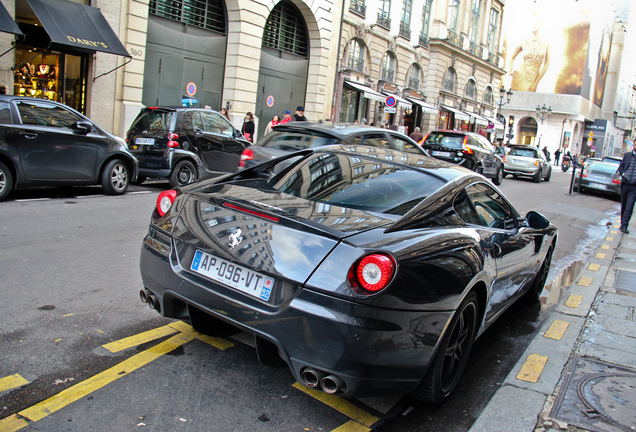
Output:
420,133,430,145
461,136,473,154
612,173,621,184
534,160,540,166
167,132,179,148
156,190,177,217
348,253,396,294
502,155,507,162
239,148,254,168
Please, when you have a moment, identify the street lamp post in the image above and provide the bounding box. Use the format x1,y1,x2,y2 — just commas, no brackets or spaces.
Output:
497,86,513,144
536,104,552,147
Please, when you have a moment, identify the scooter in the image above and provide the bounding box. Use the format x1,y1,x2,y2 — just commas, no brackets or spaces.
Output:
561,156,571,172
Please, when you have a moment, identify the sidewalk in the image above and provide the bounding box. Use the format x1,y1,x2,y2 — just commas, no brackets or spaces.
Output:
470,217,636,432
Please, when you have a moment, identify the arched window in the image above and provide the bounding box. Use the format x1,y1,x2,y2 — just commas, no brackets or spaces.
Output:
465,79,476,99
408,63,421,89
263,1,309,57
381,52,396,82
443,67,456,92
150,0,226,34
483,86,493,105
347,39,364,72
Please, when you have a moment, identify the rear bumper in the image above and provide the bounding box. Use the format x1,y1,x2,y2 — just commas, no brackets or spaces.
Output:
504,166,539,177
575,178,621,194
139,235,452,398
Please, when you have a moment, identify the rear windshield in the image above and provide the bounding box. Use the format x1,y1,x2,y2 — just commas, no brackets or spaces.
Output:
590,162,620,175
258,130,339,151
130,109,175,133
423,133,464,149
269,150,444,215
509,148,538,158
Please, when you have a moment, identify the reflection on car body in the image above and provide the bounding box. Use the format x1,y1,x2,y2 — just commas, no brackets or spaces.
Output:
139,142,556,405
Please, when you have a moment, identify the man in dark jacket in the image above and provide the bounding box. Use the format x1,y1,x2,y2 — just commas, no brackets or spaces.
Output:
409,127,424,143
618,148,636,234
292,106,307,122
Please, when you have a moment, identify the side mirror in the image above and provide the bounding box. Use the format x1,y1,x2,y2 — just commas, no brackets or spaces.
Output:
73,121,93,134
525,210,550,229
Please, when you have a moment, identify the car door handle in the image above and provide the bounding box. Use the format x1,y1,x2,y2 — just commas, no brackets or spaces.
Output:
20,132,38,139
493,243,502,257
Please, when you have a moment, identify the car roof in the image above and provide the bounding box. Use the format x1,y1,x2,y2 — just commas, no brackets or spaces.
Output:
272,122,411,139
426,130,484,137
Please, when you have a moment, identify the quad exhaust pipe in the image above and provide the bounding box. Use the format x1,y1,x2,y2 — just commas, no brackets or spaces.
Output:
139,289,160,312
300,367,345,394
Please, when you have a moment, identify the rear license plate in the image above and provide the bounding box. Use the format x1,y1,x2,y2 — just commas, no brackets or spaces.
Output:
432,151,452,158
135,138,155,145
511,158,522,164
589,182,607,190
190,250,273,301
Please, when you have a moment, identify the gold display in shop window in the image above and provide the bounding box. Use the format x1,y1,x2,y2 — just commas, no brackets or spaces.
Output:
14,62,59,101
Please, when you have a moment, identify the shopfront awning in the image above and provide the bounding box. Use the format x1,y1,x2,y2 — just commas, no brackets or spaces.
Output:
382,92,412,109
467,113,489,126
407,98,438,114
25,0,130,57
483,116,504,130
441,105,469,121
344,81,385,102
0,1,23,35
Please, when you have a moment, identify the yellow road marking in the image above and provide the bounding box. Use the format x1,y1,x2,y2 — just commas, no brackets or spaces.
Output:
0,414,29,432
516,354,548,383
596,252,606,259
18,333,194,424
577,277,593,287
601,244,610,250
565,295,583,308
102,324,178,353
606,237,615,242
610,230,618,235
331,420,373,432
293,383,379,427
168,321,234,350
0,374,30,393
544,320,569,340
588,263,601,271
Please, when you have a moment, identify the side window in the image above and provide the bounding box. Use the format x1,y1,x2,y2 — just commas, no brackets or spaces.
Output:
453,190,483,226
16,101,82,129
390,134,422,154
462,183,514,228
201,112,233,137
478,136,495,153
0,101,12,124
183,111,203,132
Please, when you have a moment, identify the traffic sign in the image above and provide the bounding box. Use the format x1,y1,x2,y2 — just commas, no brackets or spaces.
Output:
384,106,396,113
186,82,197,97
385,96,396,107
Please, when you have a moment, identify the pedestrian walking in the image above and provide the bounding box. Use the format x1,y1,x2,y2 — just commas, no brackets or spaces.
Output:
241,112,255,143
264,114,280,135
618,147,636,234
220,107,230,120
409,127,424,142
542,146,550,162
280,110,292,124
292,106,307,122
554,148,561,166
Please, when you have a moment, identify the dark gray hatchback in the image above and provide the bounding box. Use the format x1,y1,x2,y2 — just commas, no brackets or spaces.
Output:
126,107,251,187
0,95,138,201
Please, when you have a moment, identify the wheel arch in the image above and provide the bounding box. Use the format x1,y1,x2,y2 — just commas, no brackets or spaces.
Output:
0,153,18,190
99,154,136,181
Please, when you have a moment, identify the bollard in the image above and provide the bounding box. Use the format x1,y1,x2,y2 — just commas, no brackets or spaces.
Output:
569,165,577,195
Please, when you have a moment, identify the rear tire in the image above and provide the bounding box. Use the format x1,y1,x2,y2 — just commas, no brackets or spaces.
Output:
534,168,542,183
410,291,479,405
545,168,551,182
169,160,197,187
0,161,13,201
492,167,503,185
527,243,554,299
101,159,129,195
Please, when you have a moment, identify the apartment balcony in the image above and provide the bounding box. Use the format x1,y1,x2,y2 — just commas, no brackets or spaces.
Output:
377,12,391,30
347,57,364,73
487,51,501,66
416,35,429,49
468,42,483,58
446,29,463,49
381,70,394,82
349,0,366,18
408,78,420,89
398,22,411,40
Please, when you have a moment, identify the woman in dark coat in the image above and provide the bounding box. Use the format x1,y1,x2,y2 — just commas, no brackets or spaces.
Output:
241,112,255,143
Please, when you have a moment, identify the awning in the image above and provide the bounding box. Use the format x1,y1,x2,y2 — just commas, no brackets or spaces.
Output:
468,113,489,126
25,0,130,57
382,92,412,109
344,81,385,102
408,98,438,114
483,116,504,130
441,105,470,121
0,1,23,35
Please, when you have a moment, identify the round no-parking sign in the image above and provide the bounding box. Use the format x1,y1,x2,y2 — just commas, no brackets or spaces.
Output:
385,95,396,107
186,82,197,97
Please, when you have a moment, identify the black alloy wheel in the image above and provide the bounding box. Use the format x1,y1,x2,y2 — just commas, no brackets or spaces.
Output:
101,159,129,195
545,167,551,182
534,168,542,183
493,166,504,185
528,243,554,299
0,161,13,201
410,291,479,405
169,160,197,187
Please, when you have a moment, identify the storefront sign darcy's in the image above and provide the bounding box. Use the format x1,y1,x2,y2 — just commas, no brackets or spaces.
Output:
66,35,108,50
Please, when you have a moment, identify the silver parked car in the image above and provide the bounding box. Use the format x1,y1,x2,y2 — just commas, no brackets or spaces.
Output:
574,157,621,198
503,145,552,183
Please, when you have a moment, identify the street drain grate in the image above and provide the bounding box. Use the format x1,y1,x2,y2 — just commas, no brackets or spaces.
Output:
551,356,636,432
614,270,636,294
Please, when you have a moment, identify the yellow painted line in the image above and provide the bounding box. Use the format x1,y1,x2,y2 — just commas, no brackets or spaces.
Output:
544,320,569,340
601,244,610,250
606,237,615,242
610,230,618,235
0,374,30,393
0,414,29,432
168,321,234,350
516,354,548,383
588,263,601,272
293,382,379,427
18,333,194,424
596,252,606,259
102,324,178,353
577,277,593,287
565,295,583,308
331,420,373,432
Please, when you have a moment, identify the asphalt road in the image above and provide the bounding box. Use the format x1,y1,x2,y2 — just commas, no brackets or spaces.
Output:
0,167,621,431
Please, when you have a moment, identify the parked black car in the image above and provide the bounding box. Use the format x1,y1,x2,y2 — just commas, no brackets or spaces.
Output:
239,122,427,169
139,143,556,404
126,107,251,187
420,130,504,185
0,95,137,201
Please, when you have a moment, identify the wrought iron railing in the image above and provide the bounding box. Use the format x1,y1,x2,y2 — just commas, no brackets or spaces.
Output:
347,57,364,73
446,29,463,49
417,35,429,49
408,78,420,89
381,69,395,82
349,0,366,17
377,12,391,29
398,22,411,39
468,42,483,58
